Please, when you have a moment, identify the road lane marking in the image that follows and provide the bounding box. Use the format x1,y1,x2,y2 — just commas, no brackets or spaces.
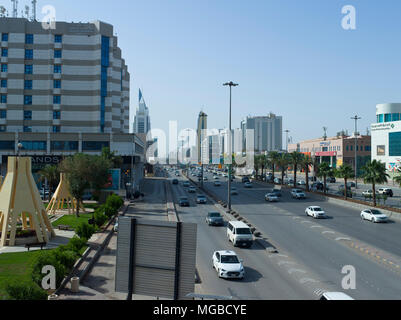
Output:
335,237,351,241
299,278,318,284
278,261,297,266
310,225,323,228
300,220,313,224
276,254,289,258
288,268,307,274
322,231,335,234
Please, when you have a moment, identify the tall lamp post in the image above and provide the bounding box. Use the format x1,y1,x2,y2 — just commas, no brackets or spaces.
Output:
351,115,361,189
223,81,238,212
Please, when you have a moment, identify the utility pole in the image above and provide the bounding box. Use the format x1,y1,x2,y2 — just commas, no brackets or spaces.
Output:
351,115,361,189
223,81,238,212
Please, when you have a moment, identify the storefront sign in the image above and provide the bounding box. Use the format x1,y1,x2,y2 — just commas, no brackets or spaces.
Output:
371,123,395,131
315,151,337,157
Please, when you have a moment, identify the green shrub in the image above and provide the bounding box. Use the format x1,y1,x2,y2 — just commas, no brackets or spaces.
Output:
94,210,108,227
5,280,48,300
60,236,87,254
76,221,95,240
31,251,67,289
103,204,117,218
106,194,123,210
53,249,79,270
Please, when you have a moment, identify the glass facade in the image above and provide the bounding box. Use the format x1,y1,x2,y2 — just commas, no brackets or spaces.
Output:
0,79,6,88
24,110,32,120
25,65,33,74
53,111,60,119
377,113,401,123
100,36,109,133
21,141,47,151
55,35,62,43
53,96,61,104
1,64,8,72
389,132,401,156
25,34,34,44
54,49,62,58
54,65,62,73
1,48,8,57
0,94,6,103
0,110,6,118
82,141,109,151
25,49,33,60
51,141,78,151
0,141,14,150
24,95,32,105
54,80,61,88
1,33,8,42
24,80,32,90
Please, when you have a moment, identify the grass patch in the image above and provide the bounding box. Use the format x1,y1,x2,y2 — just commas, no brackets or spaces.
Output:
44,202,99,210
0,249,54,299
52,213,93,230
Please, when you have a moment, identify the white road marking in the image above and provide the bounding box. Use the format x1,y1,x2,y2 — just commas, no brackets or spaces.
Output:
278,260,297,266
310,225,323,228
276,254,289,258
300,220,313,224
335,237,351,241
322,231,335,234
288,268,307,275
299,278,318,284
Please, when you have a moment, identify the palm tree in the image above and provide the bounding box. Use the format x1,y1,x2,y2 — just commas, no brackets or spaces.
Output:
38,165,60,200
277,153,290,185
317,162,332,195
394,168,401,187
361,160,389,206
301,154,313,191
290,152,304,188
268,151,280,182
254,155,261,180
334,164,354,200
259,154,267,181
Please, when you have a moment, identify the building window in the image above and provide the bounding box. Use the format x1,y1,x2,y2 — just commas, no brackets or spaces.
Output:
385,114,392,122
53,95,61,104
392,113,400,122
0,141,14,150
377,145,385,156
23,126,32,132
21,141,47,151
24,110,32,120
54,49,62,58
0,125,6,132
53,111,60,119
389,132,401,156
54,80,61,88
1,64,7,72
54,65,62,73
1,33,8,42
377,114,384,123
24,80,33,90
82,141,109,151
24,95,32,105
0,79,6,88
55,35,62,43
51,141,79,151
25,49,33,60
0,110,6,118
1,48,8,57
25,65,33,74
52,126,60,133
0,94,6,103
25,34,34,44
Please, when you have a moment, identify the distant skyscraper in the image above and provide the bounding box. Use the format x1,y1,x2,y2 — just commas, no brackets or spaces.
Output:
133,89,151,135
197,111,208,164
241,113,283,153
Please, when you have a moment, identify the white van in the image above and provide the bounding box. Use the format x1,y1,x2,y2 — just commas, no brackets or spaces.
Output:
227,221,253,248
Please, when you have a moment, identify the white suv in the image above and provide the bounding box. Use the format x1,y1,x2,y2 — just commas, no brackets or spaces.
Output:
212,250,245,279
227,221,253,248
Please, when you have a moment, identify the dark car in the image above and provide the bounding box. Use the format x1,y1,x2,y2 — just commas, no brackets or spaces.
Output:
172,179,179,185
328,177,336,183
206,212,224,226
313,182,329,191
178,197,190,207
196,194,207,204
242,176,250,183
183,181,190,187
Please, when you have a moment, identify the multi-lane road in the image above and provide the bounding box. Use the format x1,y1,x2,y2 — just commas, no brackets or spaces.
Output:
167,168,401,300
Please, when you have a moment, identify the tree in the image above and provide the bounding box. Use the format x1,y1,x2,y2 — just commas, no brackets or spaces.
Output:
301,154,313,191
268,151,280,182
101,147,122,168
394,168,401,187
361,160,389,207
89,156,112,201
290,152,304,188
60,153,92,217
38,165,59,199
334,164,354,200
277,153,290,185
317,162,332,195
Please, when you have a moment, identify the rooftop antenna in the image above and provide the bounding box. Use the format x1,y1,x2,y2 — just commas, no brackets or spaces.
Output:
31,0,36,21
11,0,18,18
323,127,328,141
0,6,6,18
24,5,29,19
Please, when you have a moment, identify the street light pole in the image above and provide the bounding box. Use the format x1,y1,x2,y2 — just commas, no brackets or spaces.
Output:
351,115,361,189
223,81,238,212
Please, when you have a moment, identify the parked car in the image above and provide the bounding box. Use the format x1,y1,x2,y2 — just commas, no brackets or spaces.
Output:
347,182,356,188
178,196,190,207
361,209,389,223
212,250,244,279
172,179,179,185
82,191,93,200
188,186,196,193
196,194,207,204
206,212,224,226
265,193,279,202
378,188,393,197
203,177,208,181
291,189,306,199
214,181,221,187
305,206,326,219
362,189,377,197
274,177,282,184
244,182,253,188
183,181,190,187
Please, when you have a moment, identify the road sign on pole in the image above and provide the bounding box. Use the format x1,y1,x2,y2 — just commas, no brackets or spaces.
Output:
115,217,197,300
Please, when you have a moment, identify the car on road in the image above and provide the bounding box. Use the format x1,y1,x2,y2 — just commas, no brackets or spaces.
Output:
362,189,378,197
274,177,282,184
212,250,244,280
265,193,279,202
206,212,224,226
286,179,294,186
196,194,207,204
241,176,250,183
203,177,208,181
230,187,238,195
291,189,306,199
227,221,253,248
244,182,253,188
188,186,196,193
213,175,219,180
214,181,221,187
378,188,393,197
346,182,356,188
178,196,190,207
361,209,389,223
313,182,328,191
172,179,179,185
305,206,326,219
297,180,306,186
319,292,354,300
183,182,190,187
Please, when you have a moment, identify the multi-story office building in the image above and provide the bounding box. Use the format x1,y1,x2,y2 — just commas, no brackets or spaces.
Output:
241,113,282,153
0,17,144,189
133,89,151,135
197,111,207,164
371,103,401,175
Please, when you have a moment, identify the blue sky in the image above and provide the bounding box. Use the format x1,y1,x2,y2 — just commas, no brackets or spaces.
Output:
9,0,401,142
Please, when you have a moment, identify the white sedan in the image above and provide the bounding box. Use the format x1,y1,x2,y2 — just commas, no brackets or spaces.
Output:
305,206,326,219
212,250,245,279
361,209,388,223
